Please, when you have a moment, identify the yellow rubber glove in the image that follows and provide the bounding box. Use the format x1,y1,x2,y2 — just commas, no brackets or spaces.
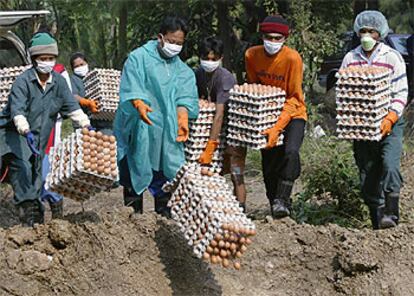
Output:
380,111,398,137
199,140,219,164
79,98,98,113
262,111,291,149
176,109,189,142
131,99,153,125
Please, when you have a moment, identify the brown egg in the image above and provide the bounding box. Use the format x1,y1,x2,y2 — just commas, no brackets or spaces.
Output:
103,154,111,162
225,242,231,249
110,150,116,157
110,157,117,163
83,148,91,155
235,251,242,258
89,136,97,143
110,163,117,170
216,256,222,263
203,252,210,261
102,135,109,142
230,243,237,251
103,167,111,175
97,159,105,166
239,237,246,244
111,170,118,178
90,163,97,171
97,165,105,174
96,139,103,147
82,135,90,142
103,141,110,148
82,128,89,135
82,142,90,149
96,131,103,139
201,167,209,175
109,143,116,150
213,247,220,255
210,240,218,247
88,131,96,137
245,238,252,245
90,143,97,151
206,246,214,254
240,245,247,253
102,148,110,154
210,256,218,264
214,233,222,241
109,135,116,143
220,249,227,258
222,258,230,268
218,240,225,248
234,262,241,270
83,162,91,169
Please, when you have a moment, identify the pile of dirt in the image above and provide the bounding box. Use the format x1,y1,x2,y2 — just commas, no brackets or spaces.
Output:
0,153,413,295
0,204,414,296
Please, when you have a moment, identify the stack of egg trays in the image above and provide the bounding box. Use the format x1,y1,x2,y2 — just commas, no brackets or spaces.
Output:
164,163,255,259
335,67,391,141
226,85,285,149
45,130,118,202
185,101,226,172
84,68,121,121
0,65,31,112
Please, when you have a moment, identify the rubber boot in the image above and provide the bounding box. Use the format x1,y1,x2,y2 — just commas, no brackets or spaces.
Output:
270,180,293,219
380,193,399,229
123,187,143,214
155,195,171,218
18,200,44,227
368,205,384,230
50,199,63,219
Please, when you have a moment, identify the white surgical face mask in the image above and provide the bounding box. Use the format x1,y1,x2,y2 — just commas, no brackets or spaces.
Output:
200,59,221,73
160,36,182,58
36,60,56,74
360,33,377,51
74,64,89,77
263,40,284,55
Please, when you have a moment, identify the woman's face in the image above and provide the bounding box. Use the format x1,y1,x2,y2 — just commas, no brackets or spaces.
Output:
72,57,87,69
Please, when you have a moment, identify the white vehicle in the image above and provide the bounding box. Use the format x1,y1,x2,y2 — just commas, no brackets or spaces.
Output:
0,10,50,67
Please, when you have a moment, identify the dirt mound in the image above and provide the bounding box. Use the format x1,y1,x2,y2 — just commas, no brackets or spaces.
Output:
0,204,413,296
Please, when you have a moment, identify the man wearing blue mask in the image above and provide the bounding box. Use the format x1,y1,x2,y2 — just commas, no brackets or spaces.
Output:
0,32,91,227
114,16,199,217
340,11,408,229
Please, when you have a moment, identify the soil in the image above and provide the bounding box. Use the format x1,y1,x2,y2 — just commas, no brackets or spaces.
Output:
0,155,413,296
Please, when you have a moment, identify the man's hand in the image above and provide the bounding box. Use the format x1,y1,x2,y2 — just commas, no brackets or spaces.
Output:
199,140,219,164
79,98,99,113
25,131,40,156
176,108,189,142
380,111,398,137
131,99,153,125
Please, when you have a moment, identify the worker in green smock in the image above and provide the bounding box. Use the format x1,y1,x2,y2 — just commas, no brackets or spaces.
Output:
0,32,91,227
114,16,199,216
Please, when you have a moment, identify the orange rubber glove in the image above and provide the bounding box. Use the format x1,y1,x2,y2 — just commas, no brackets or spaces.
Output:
199,140,219,164
176,109,189,142
380,111,398,137
79,98,98,113
132,99,153,125
262,111,291,149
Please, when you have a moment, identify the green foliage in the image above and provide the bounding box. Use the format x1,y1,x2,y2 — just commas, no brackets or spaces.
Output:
292,135,368,228
379,0,414,33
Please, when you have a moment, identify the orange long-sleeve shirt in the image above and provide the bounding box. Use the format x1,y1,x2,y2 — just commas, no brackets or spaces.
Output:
245,45,307,121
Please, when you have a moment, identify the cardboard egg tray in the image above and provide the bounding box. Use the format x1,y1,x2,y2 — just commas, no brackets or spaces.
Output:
335,66,391,141
0,65,31,111
163,163,256,269
185,100,226,171
226,83,286,149
84,68,121,121
45,128,119,202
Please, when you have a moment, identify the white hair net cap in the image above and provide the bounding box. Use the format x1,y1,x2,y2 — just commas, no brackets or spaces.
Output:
354,10,389,38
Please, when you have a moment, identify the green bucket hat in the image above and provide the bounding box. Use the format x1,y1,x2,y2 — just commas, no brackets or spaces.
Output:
28,32,59,57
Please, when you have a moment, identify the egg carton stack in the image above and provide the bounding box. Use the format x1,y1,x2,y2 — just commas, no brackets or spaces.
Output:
84,68,121,121
0,65,31,111
185,100,226,172
45,128,119,202
227,83,286,149
335,66,391,141
163,163,256,270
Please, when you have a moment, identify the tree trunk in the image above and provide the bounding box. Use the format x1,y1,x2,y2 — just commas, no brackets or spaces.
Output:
216,0,232,70
118,0,128,68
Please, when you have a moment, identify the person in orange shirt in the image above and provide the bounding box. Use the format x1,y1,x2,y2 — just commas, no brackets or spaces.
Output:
245,15,307,218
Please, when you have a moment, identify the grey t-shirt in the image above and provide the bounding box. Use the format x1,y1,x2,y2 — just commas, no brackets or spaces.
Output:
195,66,236,104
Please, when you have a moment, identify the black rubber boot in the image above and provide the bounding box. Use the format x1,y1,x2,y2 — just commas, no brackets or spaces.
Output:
18,200,44,227
380,193,399,229
368,205,384,230
123,187,143,214
270,180,293,219
155,195,171,218
50,200,63,220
